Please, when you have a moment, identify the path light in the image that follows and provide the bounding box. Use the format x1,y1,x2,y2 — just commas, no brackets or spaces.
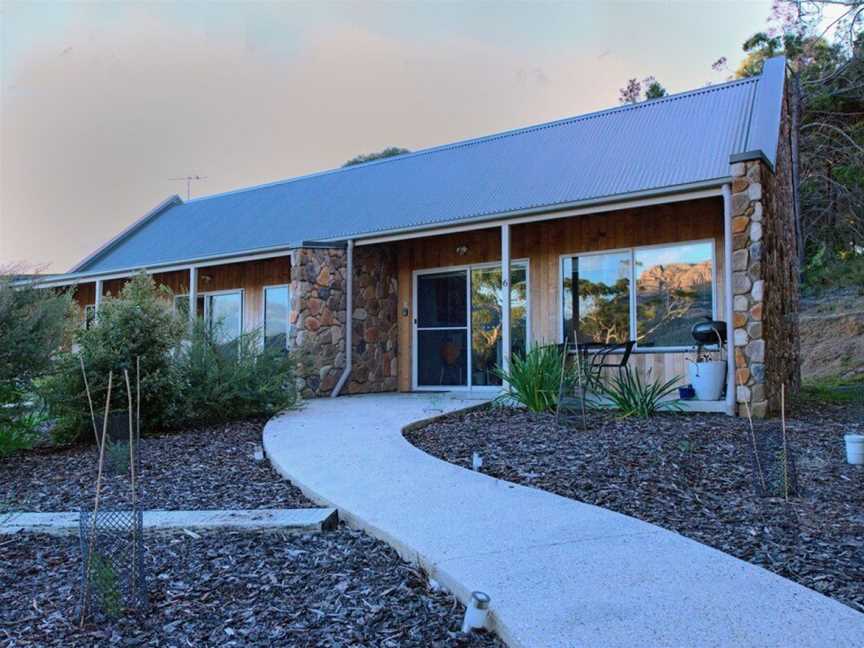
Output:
253,445,265,462
461,591,491,633
472,452,483,471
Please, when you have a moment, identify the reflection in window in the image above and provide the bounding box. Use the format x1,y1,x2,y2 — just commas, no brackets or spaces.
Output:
635,242,713,347
264,286,290,350
470,264,528,386
562,252,631,344
562,241,715,348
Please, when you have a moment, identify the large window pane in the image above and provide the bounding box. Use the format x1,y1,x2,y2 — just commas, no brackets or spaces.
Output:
563,252,631,344
470,264,527,386
264,286,290,350
207,292,242,348
635,242,713,347
417,272,467,328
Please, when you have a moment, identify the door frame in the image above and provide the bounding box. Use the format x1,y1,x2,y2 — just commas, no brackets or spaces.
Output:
411,259,530,392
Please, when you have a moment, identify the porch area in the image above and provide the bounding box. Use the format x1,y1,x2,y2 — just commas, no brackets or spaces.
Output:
385,193,734,412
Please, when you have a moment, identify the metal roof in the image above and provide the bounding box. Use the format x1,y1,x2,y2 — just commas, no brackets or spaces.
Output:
73,57,786,276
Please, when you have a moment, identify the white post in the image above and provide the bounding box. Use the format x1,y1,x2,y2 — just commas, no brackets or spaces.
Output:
501,223,512,376
188,266,198,329
94,279,103,322
722,184,736,416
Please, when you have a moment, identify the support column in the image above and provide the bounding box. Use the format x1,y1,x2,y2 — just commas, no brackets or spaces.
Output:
501,223,511,376
188,266,198,329
94,279,103,322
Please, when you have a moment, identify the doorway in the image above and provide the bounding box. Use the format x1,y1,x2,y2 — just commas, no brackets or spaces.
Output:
412,261,528,390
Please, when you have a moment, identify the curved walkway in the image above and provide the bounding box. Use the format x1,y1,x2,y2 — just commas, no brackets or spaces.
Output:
264,393,864,648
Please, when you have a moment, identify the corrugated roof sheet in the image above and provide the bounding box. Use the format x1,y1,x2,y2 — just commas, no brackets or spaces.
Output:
75,58,786,275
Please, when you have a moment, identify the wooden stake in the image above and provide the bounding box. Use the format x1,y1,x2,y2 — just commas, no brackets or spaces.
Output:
79,355,100,452
80,370,112,627
781,383,789,502
124,369,138,601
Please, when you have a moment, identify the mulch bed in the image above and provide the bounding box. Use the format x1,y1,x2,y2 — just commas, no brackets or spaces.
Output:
0,527,502,647
406,405,864,614
0,420,313,512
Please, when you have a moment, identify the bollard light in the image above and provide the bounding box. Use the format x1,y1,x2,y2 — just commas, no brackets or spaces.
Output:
461,590,491,633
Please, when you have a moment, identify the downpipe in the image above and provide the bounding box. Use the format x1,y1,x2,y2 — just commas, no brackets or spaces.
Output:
722,184,736,416
331,240,354,397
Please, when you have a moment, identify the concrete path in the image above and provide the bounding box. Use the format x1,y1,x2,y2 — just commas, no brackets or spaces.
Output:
264,393,864,648
1,508,337,536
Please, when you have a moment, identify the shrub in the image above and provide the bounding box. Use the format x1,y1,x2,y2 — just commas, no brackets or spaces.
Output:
168,321,297,426
0,269,73,454
596,367,681,418
494,344,576,413
42,273,185,443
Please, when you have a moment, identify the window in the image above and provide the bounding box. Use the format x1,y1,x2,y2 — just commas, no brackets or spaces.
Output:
562,241,714,349
84,304,96,330
562,252,630,344
264,285,290,350
174,291,243,351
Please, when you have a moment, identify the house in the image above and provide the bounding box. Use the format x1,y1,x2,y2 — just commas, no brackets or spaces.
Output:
42,56,798,417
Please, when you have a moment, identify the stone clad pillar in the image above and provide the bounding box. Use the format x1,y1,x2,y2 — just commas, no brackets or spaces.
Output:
288,248,347,398
730,160,768,417
287,244,398,399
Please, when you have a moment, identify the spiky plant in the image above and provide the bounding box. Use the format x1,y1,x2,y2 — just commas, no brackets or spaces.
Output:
597,367,681,418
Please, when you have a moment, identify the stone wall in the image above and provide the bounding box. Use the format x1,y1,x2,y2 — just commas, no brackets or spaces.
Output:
288,244,399,398
730,91,800,417
762,89,801,411
347,245,399,394
288,248,347,398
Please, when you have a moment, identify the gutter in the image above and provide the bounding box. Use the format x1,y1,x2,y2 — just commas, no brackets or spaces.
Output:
331,239,354,397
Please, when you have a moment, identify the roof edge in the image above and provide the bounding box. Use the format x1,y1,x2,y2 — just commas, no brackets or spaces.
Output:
70,195,184,273
738,55,786,171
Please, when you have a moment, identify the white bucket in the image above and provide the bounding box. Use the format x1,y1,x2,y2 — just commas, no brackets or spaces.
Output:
688,361,727,401
845,434,864,465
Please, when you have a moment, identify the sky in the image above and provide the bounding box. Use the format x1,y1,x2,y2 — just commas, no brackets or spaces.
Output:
0,0,775,273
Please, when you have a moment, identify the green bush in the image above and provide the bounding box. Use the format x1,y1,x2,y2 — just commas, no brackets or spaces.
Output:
42,273,185,444
0,270,73,454
168,321,297,426
596,367,681,418
494,344,576,413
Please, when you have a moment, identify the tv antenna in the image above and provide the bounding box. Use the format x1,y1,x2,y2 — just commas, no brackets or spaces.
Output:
169,175,207,200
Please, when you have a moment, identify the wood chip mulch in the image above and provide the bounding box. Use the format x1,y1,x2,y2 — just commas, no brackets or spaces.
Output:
405,404,864,614
0,420,313,512
0,527,503,647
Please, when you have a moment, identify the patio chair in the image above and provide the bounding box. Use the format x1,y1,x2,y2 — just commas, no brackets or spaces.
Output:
586,340,635,386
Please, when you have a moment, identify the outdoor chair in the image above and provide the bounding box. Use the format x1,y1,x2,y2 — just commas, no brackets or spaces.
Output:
585,340,635,386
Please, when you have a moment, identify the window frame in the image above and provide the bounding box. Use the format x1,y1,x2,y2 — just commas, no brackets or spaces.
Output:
262,283,291,350
558,238,717,352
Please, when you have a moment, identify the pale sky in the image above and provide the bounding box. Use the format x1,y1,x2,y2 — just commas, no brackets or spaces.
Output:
0,0,774,273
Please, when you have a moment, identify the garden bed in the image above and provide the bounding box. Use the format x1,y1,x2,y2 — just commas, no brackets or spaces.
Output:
0,527,502,647
0,420,313,512
406,406,864,614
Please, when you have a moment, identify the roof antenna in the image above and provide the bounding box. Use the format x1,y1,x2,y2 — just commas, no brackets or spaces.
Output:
169,175,207,200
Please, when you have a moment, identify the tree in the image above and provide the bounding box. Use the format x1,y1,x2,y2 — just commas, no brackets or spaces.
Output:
619,76,668,104
343,147,411,167
733,1,864,276
0,267,73,454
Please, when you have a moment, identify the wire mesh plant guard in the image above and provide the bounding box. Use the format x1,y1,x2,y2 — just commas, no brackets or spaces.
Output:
748,422,801,498
79,509,147,618
747,384,801,499
78,358,147,624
